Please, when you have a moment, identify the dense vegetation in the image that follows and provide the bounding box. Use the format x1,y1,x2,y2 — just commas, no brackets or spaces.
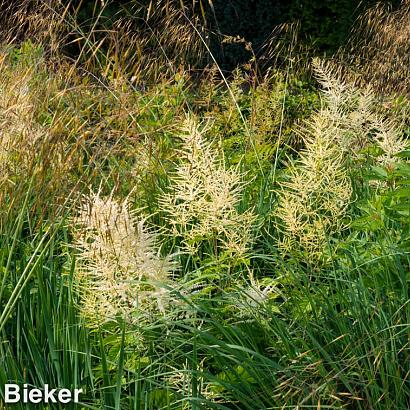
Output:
0,0,409,409
70,0,403,68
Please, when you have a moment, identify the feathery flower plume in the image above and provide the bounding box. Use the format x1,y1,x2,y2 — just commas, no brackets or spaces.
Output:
373,118,408,166
312,58,378,155
312,59,407,161
159,116,256,258
275,114,352,261
72,190,174,326
276,60,407,261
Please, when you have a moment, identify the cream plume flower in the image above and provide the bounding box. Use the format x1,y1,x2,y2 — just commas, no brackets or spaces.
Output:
160,116,256,259
72,191,175,326
276,114,352,261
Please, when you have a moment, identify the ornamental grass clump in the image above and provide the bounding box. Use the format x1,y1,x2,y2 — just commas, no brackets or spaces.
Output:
0,42,85,214
160,117,256,259
0,58,44,187
339,0,410,96
72,191,175,326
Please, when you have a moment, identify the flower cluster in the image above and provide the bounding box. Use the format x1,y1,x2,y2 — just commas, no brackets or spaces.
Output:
160,117,256,259
72,191,174,326
276,115,352,260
